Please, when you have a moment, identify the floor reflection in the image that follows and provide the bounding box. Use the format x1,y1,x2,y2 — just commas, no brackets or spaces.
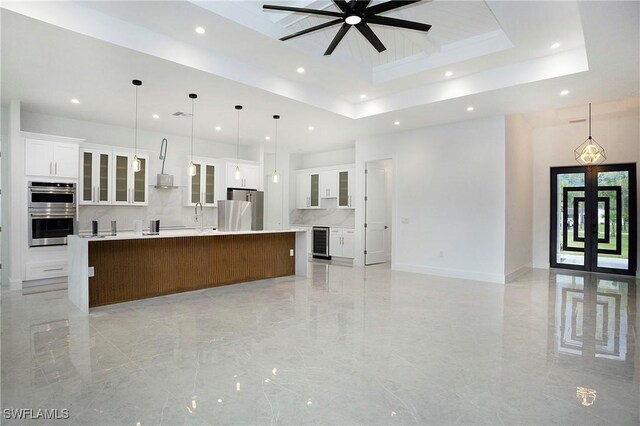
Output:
550,271,636,373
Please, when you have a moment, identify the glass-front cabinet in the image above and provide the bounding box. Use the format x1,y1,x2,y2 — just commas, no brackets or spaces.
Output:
185,157,217,207
337,168,354,209
295,172,321,209
112,152,148,205
80,149,111,205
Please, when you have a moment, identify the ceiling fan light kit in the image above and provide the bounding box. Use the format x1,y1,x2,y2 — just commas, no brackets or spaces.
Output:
264,0,431,56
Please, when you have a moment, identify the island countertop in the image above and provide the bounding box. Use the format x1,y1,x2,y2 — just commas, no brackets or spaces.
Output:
68,230,308,313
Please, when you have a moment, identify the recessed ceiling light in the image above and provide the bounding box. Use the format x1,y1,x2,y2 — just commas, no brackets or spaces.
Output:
560,89,570,96
265,136,271,140
297,67,305,74
394,121,400,126
360,94,367,99
71,98,80,104
215,126,221,131
195,26,206,35
308,126,314,131
152,114,159,119
467,106,475,112
445,71,453,77
550,42,560,49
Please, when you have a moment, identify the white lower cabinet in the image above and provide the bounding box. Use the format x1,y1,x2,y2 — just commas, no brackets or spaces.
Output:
25,260,68,280
329,228,355,258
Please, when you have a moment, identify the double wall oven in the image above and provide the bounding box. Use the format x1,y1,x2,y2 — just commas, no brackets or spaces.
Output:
28,182,76,247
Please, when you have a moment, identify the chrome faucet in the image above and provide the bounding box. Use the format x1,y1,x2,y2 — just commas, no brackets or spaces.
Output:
195,202,203,233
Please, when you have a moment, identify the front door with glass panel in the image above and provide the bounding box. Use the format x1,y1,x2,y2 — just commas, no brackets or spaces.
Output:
551,164,637,275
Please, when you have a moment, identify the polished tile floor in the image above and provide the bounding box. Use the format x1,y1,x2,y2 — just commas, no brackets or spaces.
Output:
1,263,638,425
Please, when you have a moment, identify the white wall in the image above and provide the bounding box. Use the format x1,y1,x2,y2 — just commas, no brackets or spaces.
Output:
294,147,354,169
355,116,507,283
504,115,533,279
531,103,640,271
21,110,260,231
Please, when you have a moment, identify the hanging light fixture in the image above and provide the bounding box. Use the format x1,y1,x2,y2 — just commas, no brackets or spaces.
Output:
272,114,280,183
234,105,243,180
574,103,606,165
132,79,142,172
188,93,198,176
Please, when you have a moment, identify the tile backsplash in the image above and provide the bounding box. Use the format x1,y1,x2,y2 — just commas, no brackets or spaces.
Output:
290,208,354,227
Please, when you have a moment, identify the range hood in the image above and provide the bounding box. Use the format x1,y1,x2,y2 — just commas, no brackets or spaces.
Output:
154,138,177,189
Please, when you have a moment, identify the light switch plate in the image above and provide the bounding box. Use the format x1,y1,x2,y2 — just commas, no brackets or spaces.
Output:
401,218,410,224
88,266,94,277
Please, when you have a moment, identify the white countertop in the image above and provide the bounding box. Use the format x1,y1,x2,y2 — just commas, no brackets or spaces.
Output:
73,228,302,242
290,224,355,229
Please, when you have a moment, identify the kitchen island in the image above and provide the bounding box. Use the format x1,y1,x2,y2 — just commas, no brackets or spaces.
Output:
68,229,307,313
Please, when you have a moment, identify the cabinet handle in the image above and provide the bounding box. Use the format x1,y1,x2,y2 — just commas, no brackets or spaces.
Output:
49,162,53,175
94,187,97,202
349,195,352,207
55,162,57,175
44,267,64,272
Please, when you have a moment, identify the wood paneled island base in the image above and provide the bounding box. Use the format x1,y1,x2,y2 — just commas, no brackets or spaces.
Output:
68,230,308,312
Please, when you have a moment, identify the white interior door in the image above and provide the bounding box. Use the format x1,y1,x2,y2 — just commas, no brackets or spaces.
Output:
365,164,387,265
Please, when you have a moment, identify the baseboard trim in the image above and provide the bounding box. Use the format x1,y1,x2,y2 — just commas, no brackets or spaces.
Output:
505,265,533,283
393,263,506,284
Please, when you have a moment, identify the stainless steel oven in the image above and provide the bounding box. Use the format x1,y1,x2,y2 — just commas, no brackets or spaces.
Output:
28,210,76,247
28,181,76,210
28,182,77,247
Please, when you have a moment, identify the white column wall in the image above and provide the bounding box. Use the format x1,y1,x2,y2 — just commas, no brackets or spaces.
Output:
504,115,534,279
355,116,507,283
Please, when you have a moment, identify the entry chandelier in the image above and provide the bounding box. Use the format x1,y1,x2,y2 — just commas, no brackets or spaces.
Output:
574,103,606,166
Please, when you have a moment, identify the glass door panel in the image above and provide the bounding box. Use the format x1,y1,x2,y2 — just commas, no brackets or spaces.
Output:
596,170,630,271
310,173,319,207
191,163,201,204
114,155,129,202
99,154,109,202
134,158,146,203
205,165,215,204
555,172,586,267
82,152,93,202
338,171,349,207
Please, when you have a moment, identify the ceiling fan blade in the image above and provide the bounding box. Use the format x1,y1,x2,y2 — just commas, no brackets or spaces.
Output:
263,4,343,18
333,0,349,12
353,1,372,12
280,19,343,41
367,15,432,32
324,23,351,56
355,23,386,52
365,0,422,16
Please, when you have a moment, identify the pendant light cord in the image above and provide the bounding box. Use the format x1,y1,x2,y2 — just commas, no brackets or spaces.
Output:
274,118,278,168
588,102,592,139
134,85,138,156
191,98,194,161
236,109,240,167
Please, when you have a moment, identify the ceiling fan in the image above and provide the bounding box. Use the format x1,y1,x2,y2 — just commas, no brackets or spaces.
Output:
263,1,432,56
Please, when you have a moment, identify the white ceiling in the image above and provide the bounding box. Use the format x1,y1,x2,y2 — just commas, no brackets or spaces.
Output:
1,1,638,153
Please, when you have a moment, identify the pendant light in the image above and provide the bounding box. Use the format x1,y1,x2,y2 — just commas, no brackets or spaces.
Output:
188,93,198,176
272,114,280,183
132,79,142,172
574,103,606,165
234,105,243,180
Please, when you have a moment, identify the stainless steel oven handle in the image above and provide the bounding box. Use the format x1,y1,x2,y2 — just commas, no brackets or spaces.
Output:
30,213,76,218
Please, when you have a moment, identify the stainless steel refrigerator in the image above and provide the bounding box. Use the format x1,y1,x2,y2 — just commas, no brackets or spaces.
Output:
227,189,264,230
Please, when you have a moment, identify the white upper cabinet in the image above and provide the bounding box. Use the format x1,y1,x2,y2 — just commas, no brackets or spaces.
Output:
226,161,260,190
295,171,321,209
112,151,149,205
320,170,338,198
80,149,112,205
25,135,80,178
185,157,218,207
337,168,354,209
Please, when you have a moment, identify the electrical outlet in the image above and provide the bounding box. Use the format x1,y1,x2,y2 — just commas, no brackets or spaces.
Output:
88,266,95,277
401,217,409,224
289,249,294,257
